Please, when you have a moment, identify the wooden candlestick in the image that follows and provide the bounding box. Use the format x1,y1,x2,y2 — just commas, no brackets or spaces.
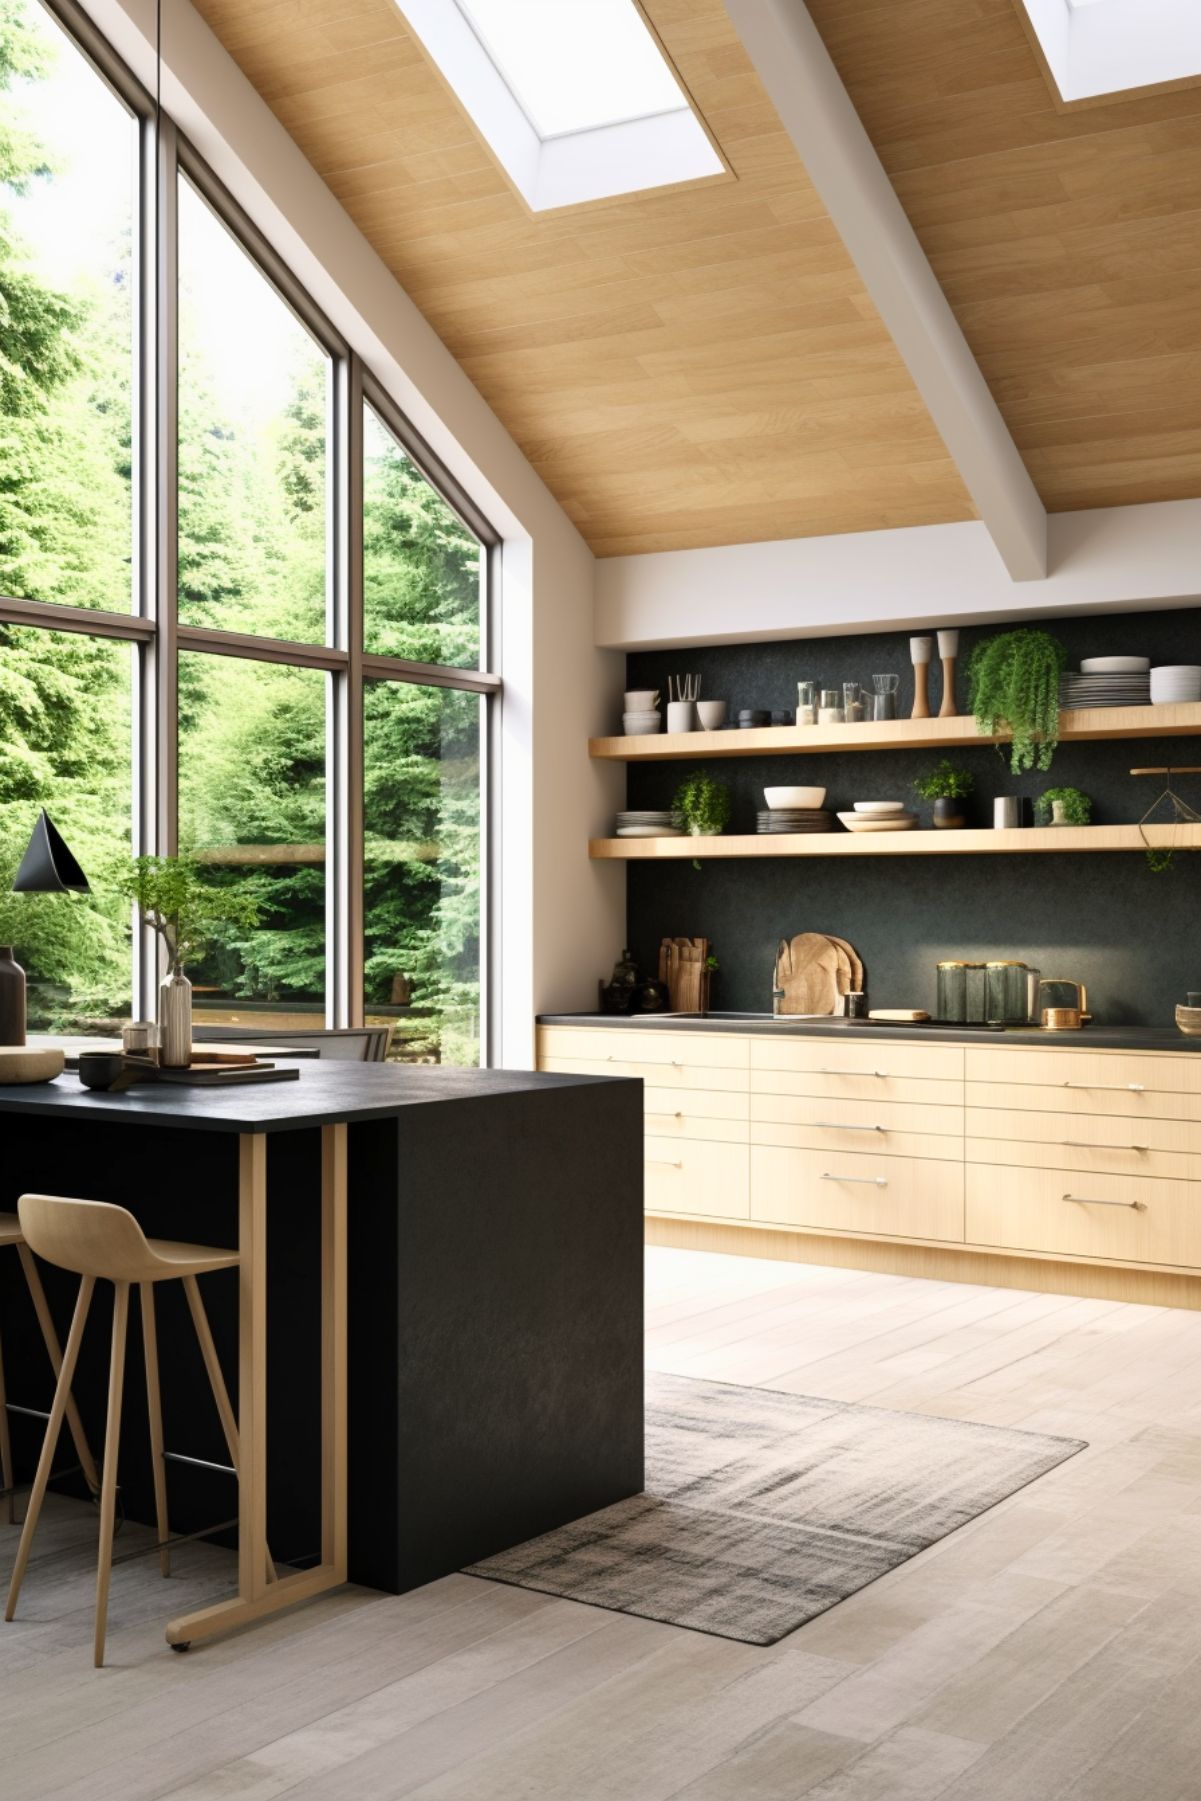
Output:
938,630,959,717
910,636,933,719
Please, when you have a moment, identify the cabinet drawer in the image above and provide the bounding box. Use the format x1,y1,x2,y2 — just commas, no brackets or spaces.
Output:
645,1109,749,1145
752,1067,963,1108
752,1120,961,1163
965,1046,1201,1098
539,1054,749,1094
644,1137,749,1220
966,1164,1201,1269
966,1106,1201,1182
752,1037,963,1083
966,1080,1201,1124
750,1145,964,1242
538,1027,748,1071
646,1085,749,1122
753,1093,962,1138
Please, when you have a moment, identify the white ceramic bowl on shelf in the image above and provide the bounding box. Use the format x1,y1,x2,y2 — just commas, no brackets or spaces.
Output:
853,801,905,815
622,713,662,735
1150,667,1201,703
1080,656,1150,674
764,785,826,809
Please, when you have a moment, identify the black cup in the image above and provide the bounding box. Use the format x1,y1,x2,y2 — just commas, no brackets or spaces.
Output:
77,1051,128,1090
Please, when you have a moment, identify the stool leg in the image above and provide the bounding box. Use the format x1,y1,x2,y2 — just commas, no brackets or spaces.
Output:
17,1245,100,1496
94,1281,129,1669
6,1276,95,1622
0,1325,14,1525
140,1285,170,1578
183,1275,276,1585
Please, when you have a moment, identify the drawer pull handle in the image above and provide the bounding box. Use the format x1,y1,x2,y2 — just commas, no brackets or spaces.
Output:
647,1159,682,1169
819,1067,888,1079
1061,1140,1149,1152
821,1172,887,1188
812,1121,885,1133
1061,1193,1144,1210
1062,1081,1145,1093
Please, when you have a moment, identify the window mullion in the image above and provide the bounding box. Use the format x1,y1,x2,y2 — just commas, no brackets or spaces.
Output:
329,353,365,1029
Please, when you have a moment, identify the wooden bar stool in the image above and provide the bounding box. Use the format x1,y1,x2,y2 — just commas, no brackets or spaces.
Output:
5,1194,242,1667
0,1213,99,1523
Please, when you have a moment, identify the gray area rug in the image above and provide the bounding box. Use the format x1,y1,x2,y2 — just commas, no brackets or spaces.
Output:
465,1372,1086,1645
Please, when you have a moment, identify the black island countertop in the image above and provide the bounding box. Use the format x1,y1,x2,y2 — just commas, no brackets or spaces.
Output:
0,1060,616,1133
538,1012,1201,1054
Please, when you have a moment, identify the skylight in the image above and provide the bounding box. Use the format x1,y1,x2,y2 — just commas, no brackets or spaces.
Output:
1019,0,1201,101
396,0,723,209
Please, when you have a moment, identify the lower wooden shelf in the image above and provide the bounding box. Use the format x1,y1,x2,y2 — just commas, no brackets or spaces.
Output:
590,824,1201,860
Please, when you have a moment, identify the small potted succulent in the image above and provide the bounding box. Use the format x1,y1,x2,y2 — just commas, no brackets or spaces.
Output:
913,760,975,829
1036,786,1092,827
672,772,732,837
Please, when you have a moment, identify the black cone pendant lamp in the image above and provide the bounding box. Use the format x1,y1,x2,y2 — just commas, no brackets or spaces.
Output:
12,810,90,894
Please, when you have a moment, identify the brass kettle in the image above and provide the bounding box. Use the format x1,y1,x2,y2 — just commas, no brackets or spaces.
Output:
1038,978,1089,1031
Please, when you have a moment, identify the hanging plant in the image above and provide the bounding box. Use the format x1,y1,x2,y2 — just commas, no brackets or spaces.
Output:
968,629,1066,773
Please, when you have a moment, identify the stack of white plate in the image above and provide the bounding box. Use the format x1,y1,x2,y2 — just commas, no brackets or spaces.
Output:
1061,660,1151,707
622,711,662,736
1150,665,1201,704
615,810,682,838
839,801,917,833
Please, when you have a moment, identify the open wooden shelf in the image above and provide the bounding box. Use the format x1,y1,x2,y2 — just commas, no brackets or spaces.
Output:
589,824,1201,860
590,704,1201,762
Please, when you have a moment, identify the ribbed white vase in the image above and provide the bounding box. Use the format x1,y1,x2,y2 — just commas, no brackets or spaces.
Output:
158,968,193,1069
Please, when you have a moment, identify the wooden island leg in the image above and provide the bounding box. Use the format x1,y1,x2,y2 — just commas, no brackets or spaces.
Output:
165,1123,348,1649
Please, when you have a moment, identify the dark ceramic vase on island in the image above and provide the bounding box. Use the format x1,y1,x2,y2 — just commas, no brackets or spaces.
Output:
0,946,26,1046
932,797,966,830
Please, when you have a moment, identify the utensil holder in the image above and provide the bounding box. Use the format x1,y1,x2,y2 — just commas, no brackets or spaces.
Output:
666,700,695,733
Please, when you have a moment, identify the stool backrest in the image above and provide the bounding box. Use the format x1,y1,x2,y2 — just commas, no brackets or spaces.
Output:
18,1193,158,1284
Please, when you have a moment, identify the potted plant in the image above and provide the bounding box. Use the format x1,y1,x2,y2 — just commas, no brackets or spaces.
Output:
672,772,732,837
913,760,975,829
968,628,1067,772
1036,786,1092,827
117,856,259,1067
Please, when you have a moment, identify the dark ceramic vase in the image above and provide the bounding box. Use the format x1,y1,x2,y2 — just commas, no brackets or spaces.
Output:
0,946,27,1046
933,797,965,830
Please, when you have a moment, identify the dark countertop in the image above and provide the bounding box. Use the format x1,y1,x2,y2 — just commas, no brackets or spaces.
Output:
0,1061,621,1134
538,1013,1201,1054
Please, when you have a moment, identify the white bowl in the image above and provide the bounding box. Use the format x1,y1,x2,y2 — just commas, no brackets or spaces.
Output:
1080,656,1150,673
696,700,728,730
853,801,905,815
764,785,826,810
1151,668,1201,703
624,690,659,708
622,716,662,735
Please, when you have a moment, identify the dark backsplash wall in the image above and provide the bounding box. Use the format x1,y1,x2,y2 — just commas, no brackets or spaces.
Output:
625,607,1201,1026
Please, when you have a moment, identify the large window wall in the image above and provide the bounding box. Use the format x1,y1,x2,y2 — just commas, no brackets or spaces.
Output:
0,0,497,1062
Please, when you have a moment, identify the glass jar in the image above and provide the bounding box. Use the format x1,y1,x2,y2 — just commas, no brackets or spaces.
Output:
871,673,900,721
818,689,844,725
796,680,817,726
936,961,968,1023
985,961,1029,1025
965,963,988,1023
843,681,866,723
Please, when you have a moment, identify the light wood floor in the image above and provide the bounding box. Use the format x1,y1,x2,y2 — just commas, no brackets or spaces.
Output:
5,1247,1201,1800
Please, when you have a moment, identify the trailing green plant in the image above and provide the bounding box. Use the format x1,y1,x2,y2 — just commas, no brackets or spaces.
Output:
672,772,732,837
968,629,1067,773
913,760,975,802
116,855,260,974
1035,786,1092,826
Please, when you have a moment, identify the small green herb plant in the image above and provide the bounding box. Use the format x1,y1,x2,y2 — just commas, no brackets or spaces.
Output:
673,772,732,837
117,855,259,974
968,628,1067,773
1036,786,1092,826
913,760,975,802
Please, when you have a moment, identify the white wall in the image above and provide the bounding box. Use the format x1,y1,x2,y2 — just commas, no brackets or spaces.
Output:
88,0,624,1065
596,501,1201,649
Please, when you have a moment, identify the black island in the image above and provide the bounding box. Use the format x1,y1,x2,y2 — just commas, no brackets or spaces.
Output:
0,1062,644,1634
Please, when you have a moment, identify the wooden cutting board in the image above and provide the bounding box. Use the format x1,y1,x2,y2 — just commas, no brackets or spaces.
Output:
774,933,843,1015
823,934,864,994
659,937,709,1012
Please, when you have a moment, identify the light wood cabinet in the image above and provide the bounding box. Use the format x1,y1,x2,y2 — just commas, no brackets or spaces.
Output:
537,1022,1201,1300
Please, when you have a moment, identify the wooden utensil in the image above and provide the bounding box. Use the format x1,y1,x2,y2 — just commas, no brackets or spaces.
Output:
774,934,843,1015
659,937,710,1012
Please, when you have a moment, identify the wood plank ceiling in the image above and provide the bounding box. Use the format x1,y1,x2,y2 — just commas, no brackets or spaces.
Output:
189,0,975,555
807,0,1201,517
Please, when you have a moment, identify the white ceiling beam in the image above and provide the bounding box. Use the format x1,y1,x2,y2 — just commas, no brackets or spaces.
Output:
724,0,1048,582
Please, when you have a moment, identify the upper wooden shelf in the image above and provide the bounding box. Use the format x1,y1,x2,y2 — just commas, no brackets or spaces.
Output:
590,824,1201,860
589,704,1201,761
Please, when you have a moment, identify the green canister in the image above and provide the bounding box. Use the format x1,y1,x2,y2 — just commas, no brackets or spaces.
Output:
985,961,1029,1025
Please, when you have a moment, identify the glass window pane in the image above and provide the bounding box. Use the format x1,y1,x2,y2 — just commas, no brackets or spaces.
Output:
0,625,132,1028
178,652,326,1027
364,681,482,1064
363,405,482,669
0,1,135,611
177,178,329,642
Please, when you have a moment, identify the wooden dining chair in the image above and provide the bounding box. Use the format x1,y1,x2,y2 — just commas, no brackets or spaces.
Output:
0,1212,99,1524
4,1194,245,1667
